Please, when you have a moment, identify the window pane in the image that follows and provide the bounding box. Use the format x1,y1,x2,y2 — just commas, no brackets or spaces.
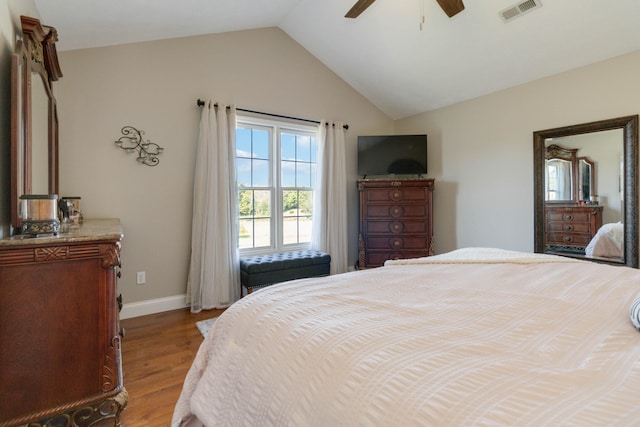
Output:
236,158,252,187
281,133,296,161
298,216,312,243
283,217,298,245
310,163,317,188
236,128,252,157
296,162,311,188
296,135,311,162
310,137,318,163
282,190,297,217
238,188,254,217
254,217,271,248
299,190,313,215
282,190,298,216
253,159,270,187
281,160,296,187
254,190,271,217
238,218,254,249
253,129,270,159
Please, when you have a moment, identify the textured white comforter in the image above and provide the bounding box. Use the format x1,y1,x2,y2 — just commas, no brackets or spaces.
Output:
173,248,640,426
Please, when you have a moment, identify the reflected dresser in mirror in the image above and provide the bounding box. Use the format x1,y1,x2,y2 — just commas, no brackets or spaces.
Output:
545,204,603,254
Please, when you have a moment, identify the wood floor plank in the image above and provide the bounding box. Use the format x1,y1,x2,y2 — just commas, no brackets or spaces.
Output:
119,307,226,426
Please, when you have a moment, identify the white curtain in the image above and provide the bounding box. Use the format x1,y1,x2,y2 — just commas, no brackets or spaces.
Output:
186,101,240,312
311,121,348,274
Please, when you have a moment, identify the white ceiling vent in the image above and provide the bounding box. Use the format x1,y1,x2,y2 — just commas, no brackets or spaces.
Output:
500,0,542,22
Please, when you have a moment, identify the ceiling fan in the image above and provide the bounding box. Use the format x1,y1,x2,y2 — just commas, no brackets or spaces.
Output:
345,0,465,18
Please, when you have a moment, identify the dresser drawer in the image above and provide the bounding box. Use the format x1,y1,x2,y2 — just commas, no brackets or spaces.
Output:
365,220,427,234
546,222,593,233
364,204,427,219
363,187,427,203
547,211,594,223
366,236,428,250
546,232,593,246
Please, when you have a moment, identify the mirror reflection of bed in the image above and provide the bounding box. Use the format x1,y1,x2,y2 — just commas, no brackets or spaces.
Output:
544,130,624,262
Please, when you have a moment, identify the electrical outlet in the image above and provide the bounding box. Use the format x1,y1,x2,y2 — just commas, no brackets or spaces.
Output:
136,271,146,285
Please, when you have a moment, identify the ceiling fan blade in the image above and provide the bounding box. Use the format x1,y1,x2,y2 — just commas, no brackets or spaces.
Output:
345,0,377,18
435,0,465,17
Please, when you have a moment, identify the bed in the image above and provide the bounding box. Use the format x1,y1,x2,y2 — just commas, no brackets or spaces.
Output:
172,248,640,426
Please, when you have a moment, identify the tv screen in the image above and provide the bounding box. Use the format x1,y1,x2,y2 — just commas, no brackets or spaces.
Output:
357,134,427,177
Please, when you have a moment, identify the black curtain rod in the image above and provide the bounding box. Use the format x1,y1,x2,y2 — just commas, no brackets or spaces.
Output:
196,99,348,130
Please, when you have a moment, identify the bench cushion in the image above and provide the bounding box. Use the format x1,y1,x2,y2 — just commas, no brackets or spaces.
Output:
240,250,331,288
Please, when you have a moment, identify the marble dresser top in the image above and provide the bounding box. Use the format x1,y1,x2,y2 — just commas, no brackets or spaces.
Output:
0,218,123,247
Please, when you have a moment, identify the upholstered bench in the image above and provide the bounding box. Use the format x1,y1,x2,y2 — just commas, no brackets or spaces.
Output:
239,250,331,295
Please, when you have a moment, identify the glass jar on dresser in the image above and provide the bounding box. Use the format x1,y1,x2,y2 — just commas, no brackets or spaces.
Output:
358,179,434,268
0,219,127,426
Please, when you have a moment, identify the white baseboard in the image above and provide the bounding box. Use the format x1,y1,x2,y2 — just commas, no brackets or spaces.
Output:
120,294,189,319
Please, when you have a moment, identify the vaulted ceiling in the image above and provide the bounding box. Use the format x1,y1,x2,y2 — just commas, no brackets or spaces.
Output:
34,0,640,119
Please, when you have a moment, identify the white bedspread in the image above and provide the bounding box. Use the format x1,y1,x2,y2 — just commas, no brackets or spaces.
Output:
173,248,640,426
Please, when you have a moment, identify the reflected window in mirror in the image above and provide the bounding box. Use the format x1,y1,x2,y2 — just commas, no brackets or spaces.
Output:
546,158,573,201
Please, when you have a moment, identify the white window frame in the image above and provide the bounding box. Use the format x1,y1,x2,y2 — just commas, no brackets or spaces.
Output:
236,115,319,256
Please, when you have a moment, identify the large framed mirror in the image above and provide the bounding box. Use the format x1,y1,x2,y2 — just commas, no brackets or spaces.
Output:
10,16,63,232
534,115,639,268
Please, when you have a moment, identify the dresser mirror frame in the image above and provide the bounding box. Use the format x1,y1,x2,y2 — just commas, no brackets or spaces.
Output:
533,115,639,268
10,16,63,231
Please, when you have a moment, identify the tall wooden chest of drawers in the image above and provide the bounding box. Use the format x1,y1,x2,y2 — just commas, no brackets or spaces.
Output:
358,179,434,268
545,205,603,253
0,219,127,426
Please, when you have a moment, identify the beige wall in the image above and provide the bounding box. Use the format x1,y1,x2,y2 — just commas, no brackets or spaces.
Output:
395,50,640,254
56,28,393,309
0,0,40,238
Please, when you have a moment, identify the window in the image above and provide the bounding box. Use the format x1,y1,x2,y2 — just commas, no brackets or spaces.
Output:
236,117,318,253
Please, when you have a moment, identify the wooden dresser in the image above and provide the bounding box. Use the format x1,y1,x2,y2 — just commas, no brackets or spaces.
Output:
545,205,603,253
358,179,434,268
0,219,127,426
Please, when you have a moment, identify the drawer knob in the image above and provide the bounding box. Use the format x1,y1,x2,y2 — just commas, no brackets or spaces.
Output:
390,207,403,217
563,235,573,242
390,238,403,248
563,224,573,231
390,222,403,233
390,190,402,201
563,214,573,221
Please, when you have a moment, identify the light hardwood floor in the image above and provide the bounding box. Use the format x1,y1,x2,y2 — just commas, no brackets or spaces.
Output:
119,307,226,426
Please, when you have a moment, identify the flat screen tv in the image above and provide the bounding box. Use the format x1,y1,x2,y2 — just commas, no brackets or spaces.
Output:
357,134,427,177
